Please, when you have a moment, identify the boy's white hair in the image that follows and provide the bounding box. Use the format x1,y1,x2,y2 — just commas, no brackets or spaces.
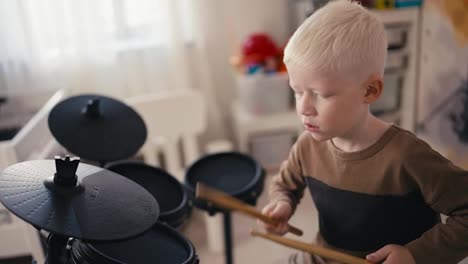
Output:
284,0,387,79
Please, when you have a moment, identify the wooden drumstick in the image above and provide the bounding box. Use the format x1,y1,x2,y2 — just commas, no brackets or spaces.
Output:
196,183,303,236
250,230,371,264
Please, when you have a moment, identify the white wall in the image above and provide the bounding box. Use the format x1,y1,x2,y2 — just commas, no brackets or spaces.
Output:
224,0,291,55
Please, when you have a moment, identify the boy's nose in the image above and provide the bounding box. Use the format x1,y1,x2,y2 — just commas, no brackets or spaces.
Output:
299,95,317,116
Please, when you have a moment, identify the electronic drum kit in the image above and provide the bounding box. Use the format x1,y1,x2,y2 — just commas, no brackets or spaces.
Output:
0,94,267,264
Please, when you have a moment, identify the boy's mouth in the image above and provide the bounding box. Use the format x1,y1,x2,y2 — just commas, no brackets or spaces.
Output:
305,123,319,131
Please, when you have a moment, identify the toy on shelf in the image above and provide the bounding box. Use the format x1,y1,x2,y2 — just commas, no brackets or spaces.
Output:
231,33,286,75
242,33,278,61
331,0,422,9
395,0,422,8
374,0,395,9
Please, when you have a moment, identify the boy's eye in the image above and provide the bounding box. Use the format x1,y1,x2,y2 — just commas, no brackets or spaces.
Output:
316,92,333,99
311,91,323,98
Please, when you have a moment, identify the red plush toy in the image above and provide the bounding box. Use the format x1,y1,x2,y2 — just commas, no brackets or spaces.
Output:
241,33,279,64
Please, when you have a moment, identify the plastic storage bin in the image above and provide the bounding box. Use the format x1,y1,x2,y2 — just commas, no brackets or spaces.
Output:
236,73,292,115
386,51,407,71
386,25,408,49
371,72,403,115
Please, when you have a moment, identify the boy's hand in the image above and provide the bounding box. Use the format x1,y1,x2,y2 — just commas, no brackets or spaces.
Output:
257,200,292,235
366,244,415,264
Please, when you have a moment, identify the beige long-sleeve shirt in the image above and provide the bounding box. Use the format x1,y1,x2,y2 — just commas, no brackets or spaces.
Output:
270,125,468,263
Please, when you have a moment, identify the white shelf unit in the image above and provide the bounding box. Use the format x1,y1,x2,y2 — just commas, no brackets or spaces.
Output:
371,7,421,131
231,7,421,156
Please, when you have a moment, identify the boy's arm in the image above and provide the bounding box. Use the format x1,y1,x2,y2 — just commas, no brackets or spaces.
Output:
269,140,306,214
404,141,468,264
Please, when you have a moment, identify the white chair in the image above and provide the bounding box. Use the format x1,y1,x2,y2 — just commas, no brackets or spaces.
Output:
126,90,206,181
0,89,69,263
126,90,232,253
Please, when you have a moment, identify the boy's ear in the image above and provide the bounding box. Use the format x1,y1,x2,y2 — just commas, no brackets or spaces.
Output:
362,75,383,104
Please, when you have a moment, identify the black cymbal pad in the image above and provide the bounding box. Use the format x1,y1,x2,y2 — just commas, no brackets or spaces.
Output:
48,94,147,162
0,160,159,242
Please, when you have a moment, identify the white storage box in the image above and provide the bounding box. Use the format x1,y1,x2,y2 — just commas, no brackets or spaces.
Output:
236,73,292,115
371,72,403,115
386,25,408,49
386,51,407,71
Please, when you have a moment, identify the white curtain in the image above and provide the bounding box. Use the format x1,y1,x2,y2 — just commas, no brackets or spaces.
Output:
0,0,230,140
0,0,196,99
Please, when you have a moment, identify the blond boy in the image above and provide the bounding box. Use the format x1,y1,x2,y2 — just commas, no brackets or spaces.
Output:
259,1,468,263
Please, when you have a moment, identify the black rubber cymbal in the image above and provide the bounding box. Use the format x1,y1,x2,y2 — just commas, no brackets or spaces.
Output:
48,94,147,163
0,157,159,242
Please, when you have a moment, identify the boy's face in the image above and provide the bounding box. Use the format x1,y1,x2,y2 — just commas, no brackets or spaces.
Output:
287,63,368,142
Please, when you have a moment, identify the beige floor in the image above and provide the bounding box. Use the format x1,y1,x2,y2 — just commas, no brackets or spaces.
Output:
181,174,320,263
